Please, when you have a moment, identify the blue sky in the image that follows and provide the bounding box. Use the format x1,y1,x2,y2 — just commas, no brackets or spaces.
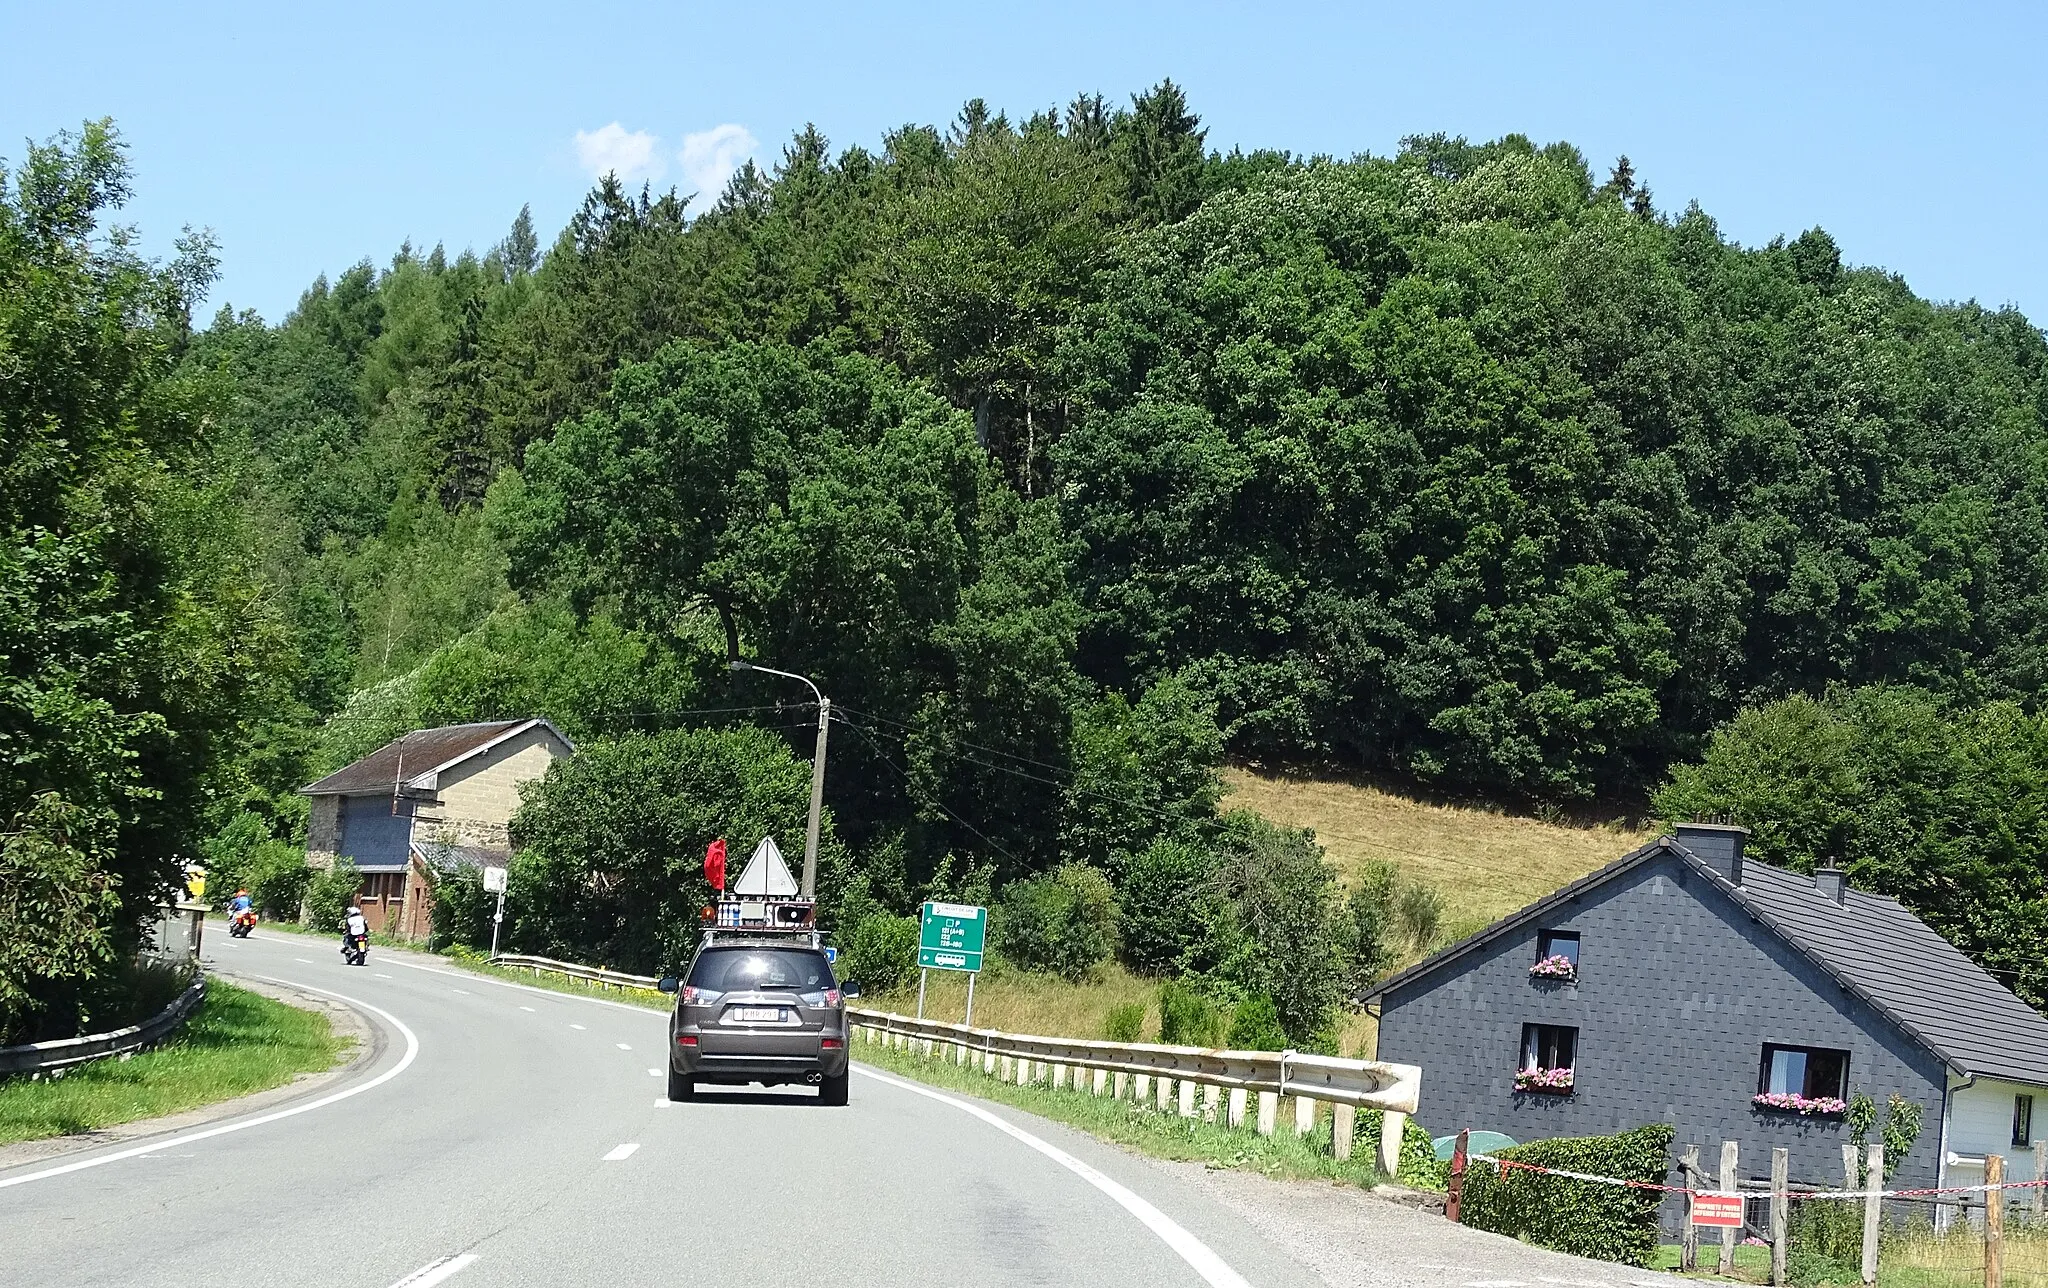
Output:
4,0,2042,325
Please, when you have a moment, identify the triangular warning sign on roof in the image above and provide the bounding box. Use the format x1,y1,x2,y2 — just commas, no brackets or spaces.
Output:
732,836,799,897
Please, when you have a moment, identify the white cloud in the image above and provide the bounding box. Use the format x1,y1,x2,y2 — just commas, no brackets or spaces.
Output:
679,124,757,198
574,122,665,182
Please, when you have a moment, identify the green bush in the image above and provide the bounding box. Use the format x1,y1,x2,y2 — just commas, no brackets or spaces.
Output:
1117,837,1222,975
1226,994,1288,1050
303,859,363,931
840,914,919,993
1456,1123,1673,1266
1157,979,1225,1046
1103,1002,1145,1042
993,864,1118,980
1352,1108,1446,1188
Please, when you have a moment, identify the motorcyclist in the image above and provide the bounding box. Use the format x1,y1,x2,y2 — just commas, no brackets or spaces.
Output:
341,902,369,959
229,888,253,918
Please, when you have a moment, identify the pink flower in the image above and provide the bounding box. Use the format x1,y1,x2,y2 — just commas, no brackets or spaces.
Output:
1528,955,1578,979
1752,1092,1846,1115
1515,1066,1575,1092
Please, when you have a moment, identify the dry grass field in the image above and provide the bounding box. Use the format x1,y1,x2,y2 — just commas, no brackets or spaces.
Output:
1221,766,1659,926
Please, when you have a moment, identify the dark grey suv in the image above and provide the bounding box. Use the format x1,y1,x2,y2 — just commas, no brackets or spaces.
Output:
658,938,849,1104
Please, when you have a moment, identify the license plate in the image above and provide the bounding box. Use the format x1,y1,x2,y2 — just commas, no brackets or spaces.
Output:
733,1007,784,1022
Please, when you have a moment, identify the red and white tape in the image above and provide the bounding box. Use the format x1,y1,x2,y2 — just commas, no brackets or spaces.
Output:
1467,1153,2048,1201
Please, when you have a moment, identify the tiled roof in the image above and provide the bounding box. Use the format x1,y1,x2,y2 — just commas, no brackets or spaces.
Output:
1370,838,2048,1086
300,720,567,796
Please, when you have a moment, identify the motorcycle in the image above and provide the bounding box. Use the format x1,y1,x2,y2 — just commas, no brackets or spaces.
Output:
228,908,258,938
341,931,369,966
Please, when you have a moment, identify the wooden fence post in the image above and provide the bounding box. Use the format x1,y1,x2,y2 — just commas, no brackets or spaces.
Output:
2034,1141,2045,1220
1256,1091,1278,1136
1720,1141,1740,1274
1771,1148,1790,1287
1295,1095,1316,1135
1156,1075,1172,1112
1681,1144,1701,1271
1446,1128,1471,1223
1227,1087,1247,1129
1862,1142,1884,1286
1178,1078,1196,1118
1986,1153,2004,1288
1332,1103,1355,1160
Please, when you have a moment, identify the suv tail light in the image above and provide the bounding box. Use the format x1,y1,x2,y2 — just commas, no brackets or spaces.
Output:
821,1037,843,1050
677,1033,698,1046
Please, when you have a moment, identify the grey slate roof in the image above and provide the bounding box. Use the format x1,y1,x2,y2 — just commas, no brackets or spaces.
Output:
1370,836,2048,1088
1733,861,2048,1087
300,719,570,796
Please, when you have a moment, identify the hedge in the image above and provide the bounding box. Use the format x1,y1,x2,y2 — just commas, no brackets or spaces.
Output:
1353,1108,1447,1188
1456,1123,1673,1266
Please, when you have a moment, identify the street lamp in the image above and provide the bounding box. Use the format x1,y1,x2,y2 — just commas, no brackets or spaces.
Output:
729,658,829,900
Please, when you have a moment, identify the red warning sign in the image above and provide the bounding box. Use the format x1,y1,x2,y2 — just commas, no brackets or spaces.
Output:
1691,1193,1744,1228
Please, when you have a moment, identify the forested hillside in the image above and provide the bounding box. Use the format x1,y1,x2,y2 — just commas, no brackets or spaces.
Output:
9,83,2048,1043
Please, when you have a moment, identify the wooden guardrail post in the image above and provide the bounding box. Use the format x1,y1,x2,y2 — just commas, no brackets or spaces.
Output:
1985,1153,2004,1288
1135,1073,1150,1102
1114,1071,1128,1099
1861,1142,1883,1285
1256,1090,1278,1135
1156,1076,1171,1111
1771,1147,1790,1288
1092,1067,1108,1097
1227,1087,1247,1129
1178,1078,1196,1117
1332,1103,1355,1160
1720,1140,1740,1273
1295,1094,1316,1135
1379,1109,1407,1179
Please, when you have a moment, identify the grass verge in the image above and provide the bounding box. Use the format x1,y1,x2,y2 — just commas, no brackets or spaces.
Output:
0,981,350,1145
853,1030,1388,1191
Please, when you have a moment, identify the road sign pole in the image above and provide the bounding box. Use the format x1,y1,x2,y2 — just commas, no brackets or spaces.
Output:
916,968,928,1021
490,891,504,958
964,971,976,1027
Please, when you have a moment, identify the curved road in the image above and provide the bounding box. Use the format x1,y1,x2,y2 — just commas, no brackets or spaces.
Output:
0,930,1330,1288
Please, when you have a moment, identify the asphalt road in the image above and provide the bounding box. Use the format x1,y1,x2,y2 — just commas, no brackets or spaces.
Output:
0,929,1335,1288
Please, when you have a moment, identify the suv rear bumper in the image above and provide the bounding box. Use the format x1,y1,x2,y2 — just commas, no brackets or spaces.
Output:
673,1027,849,1085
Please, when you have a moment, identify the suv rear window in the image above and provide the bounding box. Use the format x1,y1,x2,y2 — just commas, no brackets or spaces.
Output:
688,948,835,993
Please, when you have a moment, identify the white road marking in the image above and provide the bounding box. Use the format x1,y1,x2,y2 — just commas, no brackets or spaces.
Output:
647,1067,661,1077
388,1253,478,1287
853,1066,1252,1288
519,1006,536,1012
451,989,471,995
376,973,394,979
570,1023,586,1031
602,1143,639,1161
0,976,421,1190
653,1098,672,1108
294,958,313,964
615,1042,632,1050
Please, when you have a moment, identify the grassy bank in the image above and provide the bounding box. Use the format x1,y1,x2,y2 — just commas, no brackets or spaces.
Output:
854,1029,1389,1190
1222,766,1657,928
0,981,351,1145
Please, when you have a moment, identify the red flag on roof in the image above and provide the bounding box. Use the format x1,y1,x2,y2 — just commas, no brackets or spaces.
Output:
704,838,727,892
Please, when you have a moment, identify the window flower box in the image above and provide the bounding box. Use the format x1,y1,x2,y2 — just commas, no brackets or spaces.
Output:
1752,1091,1847,1116
1529,954,1578,981
1515,1066,1574,1093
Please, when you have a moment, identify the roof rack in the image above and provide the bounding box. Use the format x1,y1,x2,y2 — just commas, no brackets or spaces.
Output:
698,896,820,947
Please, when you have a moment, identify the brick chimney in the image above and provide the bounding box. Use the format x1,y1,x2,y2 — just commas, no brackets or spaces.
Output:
1675,822,1748,884
1813,867,1847,905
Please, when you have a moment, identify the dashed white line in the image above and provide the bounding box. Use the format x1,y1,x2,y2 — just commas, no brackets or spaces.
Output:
653,1097,672,1108
387,1253,478,1287
854,1066,1252,1288
376,973,394,979
519,1005,536,1012
615,1042,632,1050
602,1142,640,1162
569,1023,586,1031
647,1067,661,1077
450,989,471,995
294,957,313,964
1,977,420,1190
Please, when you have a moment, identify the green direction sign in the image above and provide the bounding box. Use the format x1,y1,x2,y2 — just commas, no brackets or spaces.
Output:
918,900,986,972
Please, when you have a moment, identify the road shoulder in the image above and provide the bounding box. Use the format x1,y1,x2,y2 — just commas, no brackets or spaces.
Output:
0,974,378,1174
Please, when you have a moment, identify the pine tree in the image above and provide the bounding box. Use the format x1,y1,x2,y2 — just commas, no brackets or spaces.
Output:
500,204,539,277
1111,79,1208,224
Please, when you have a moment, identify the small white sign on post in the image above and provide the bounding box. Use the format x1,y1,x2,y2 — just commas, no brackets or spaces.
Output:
482,866,509,894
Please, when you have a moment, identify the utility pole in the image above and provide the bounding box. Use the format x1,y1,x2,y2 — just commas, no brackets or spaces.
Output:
730,659,829,899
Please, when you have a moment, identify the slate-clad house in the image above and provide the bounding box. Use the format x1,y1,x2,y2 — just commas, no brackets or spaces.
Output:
300,719,573,936
1370,824,2048,1222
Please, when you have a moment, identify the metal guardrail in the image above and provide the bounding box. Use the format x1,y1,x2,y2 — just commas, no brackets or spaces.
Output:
488,953,662,991
0,975,207,1077
848,1007,1420,1113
